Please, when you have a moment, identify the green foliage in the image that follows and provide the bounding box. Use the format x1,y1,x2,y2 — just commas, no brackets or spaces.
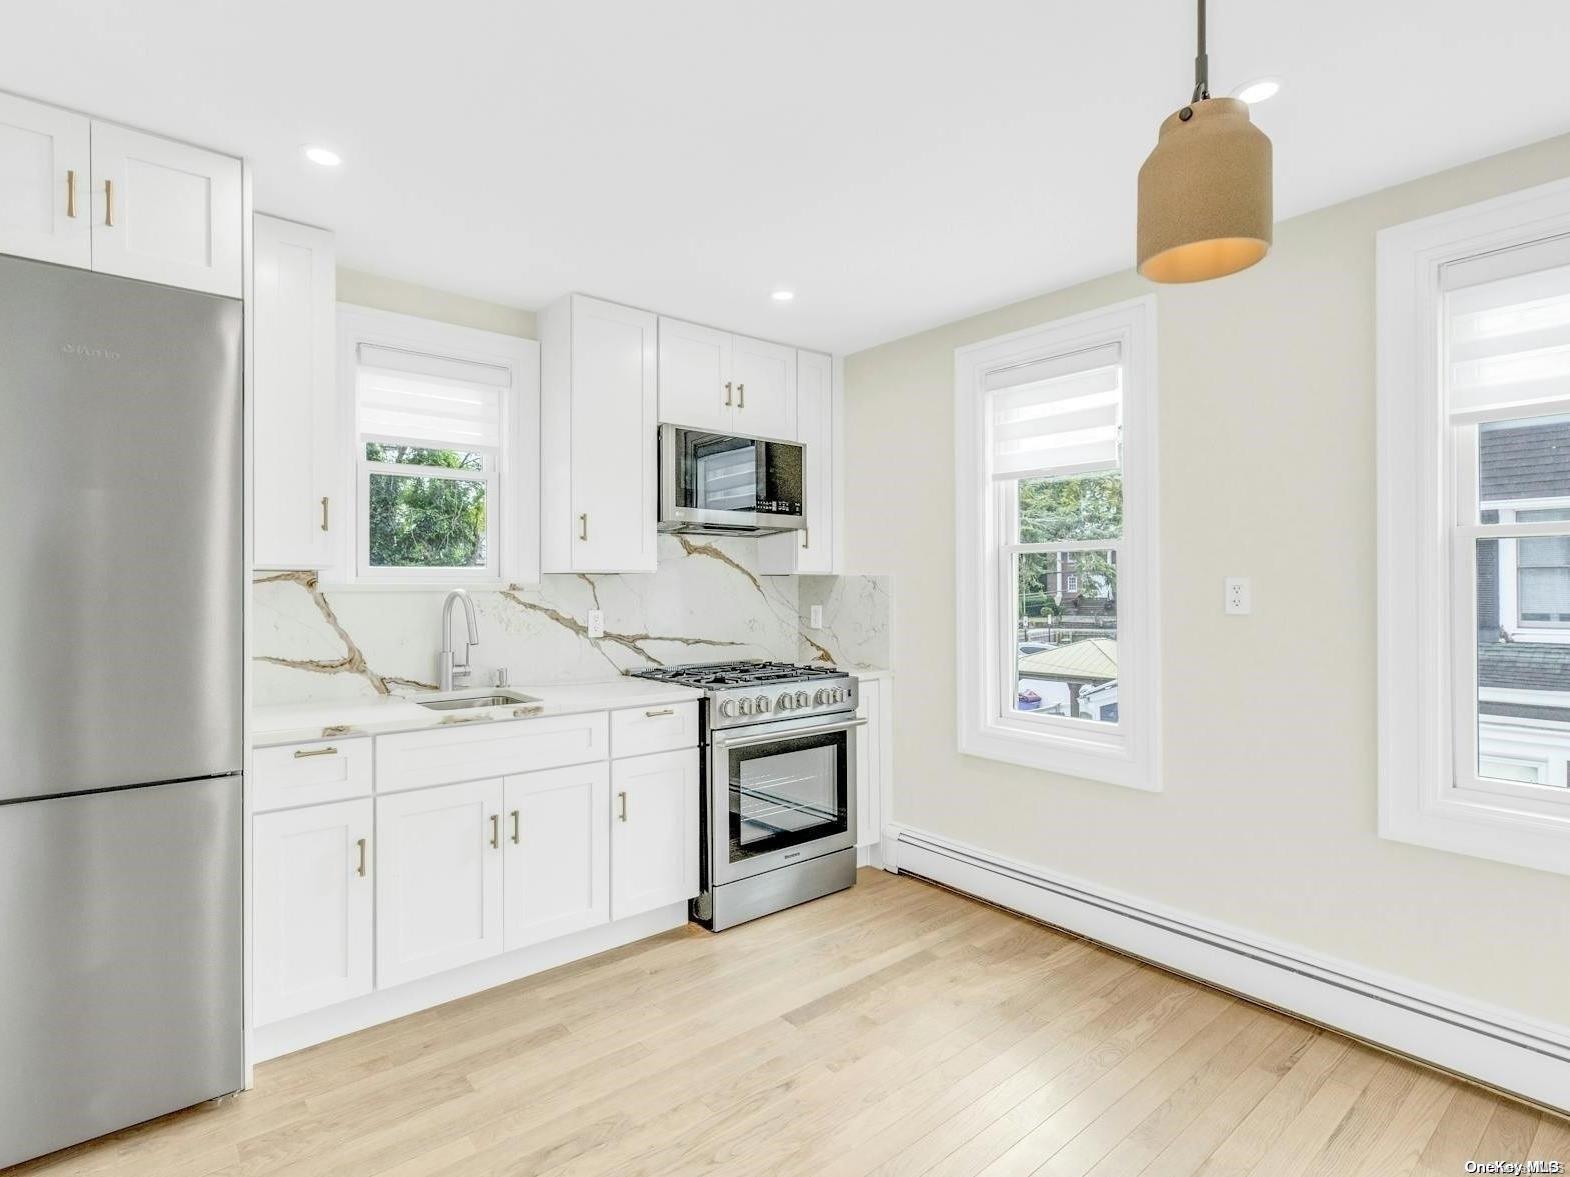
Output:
366,444,487,568
1016,473,1121,602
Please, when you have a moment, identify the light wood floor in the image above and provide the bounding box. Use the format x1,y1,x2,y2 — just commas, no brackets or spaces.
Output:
12,869,1568,1177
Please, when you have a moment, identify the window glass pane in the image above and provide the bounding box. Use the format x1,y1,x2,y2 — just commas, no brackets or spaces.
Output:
1017,472,1123,543
365,442,484,472
1478,416,1570,510
368,472,487,568
1475,537,1570,787
1014,550,1118,723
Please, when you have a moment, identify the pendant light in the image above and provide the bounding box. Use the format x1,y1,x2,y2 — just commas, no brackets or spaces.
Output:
1137,0,1272,283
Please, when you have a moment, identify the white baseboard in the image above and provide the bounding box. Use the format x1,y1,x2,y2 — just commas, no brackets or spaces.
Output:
251,902,688,1063
888,824,1570,1112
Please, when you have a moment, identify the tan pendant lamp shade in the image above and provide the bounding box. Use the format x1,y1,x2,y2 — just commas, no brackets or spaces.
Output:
1136,0,1273,283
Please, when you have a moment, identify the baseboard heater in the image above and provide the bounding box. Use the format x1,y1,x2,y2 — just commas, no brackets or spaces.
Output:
887,825,1570,1113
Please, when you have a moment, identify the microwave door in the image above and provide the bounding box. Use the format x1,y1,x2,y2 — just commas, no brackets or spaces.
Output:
693,435,760,514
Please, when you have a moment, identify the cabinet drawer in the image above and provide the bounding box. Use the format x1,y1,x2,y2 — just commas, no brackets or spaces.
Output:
376,712,609,793
611,701,699,759
253,739,371,812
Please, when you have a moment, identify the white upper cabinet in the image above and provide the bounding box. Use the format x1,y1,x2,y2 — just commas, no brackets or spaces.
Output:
610,749,700,920
89,122,242,297
252,215,337,570
503,763,611,950
761,349,835,574
0,93,90,268
658,317,799,440
540,294,659,573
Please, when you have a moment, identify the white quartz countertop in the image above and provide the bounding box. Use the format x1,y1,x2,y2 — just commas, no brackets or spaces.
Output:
251,678,706,747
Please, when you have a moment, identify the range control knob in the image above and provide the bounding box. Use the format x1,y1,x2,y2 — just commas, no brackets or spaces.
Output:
776,691,794,711
755,694,771,714
718,699,738,718
815,688,830,705
794,690,811,708
737,696,754,716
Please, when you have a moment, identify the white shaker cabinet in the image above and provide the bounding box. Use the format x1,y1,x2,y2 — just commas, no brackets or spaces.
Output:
658,317,798,440
760,349,835,574
540,294,659,573
252,799,374,1025
610,749,700,920
376,779,505,988
0,92,90,268
252,215,337,570
503,763,611,950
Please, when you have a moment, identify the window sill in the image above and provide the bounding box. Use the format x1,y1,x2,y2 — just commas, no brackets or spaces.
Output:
959,720,1160,792
1380,785,1570,877
311,579,534,594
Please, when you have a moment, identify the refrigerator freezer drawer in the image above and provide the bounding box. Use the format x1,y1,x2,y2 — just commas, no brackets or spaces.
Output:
0,777,243,1169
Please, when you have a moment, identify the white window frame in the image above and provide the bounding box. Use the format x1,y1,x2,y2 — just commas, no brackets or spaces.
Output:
1484,496,1570,640
334,306,540,588
1376,177,1570,875
954,296,1160,791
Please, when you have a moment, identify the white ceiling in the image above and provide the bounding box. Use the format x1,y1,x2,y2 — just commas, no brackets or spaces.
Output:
6,1,1569,353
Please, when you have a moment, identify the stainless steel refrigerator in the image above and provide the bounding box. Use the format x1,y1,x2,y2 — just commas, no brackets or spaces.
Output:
0,254,244,1168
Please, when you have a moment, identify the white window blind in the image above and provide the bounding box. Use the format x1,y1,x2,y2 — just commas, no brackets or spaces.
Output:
1443,237,1570,423
356,364,504,451
987,342,1122,480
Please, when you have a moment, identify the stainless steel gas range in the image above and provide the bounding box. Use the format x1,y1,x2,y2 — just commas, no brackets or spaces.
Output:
630,661,862,930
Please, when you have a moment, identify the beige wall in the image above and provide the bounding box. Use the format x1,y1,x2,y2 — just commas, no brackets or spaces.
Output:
844,134,1570,1024
336,268,536,338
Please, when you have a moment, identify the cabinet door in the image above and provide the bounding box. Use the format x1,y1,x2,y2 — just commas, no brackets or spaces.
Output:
89,122,242,297
731,334,797,441
658,317,733,431
854,681,881,850
253,799,373,1025
252,215,336,569
0,93,90,267
760,349,833,574
611,749,699,920
503,763,610,950
377,779,504,988
570,297,659,571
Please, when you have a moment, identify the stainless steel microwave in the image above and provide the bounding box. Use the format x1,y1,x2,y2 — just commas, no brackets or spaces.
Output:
658,424,806,536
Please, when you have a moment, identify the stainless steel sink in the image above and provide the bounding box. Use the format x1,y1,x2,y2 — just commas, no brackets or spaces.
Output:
416,691,542,712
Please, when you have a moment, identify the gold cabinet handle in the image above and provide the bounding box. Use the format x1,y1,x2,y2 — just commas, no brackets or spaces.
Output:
356,837,367,878
617,791,628,822
724,381,733,407
737,382,745,409
66,169,77,218
802,526,810,550
510,809,521,845
320,496,329,533
293,745,338,759
104,178,114,227
490,813,501,850
579,513,589,541
644,707,675,718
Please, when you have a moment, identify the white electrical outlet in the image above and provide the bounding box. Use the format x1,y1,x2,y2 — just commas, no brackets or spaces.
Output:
809,605,824,630
587,609,605,639
1224,577,1252,615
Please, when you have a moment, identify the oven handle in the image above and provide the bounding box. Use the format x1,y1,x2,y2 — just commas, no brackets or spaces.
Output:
713,717,866,750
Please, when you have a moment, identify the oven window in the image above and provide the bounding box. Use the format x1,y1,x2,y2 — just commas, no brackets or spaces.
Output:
728,731,848,861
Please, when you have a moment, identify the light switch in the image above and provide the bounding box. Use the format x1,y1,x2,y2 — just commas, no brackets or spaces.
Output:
1224,577,1251,615
587,609,605,638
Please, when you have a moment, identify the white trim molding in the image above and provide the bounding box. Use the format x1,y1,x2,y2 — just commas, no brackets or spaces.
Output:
953,296,1161,791
1377,177,1570,876
887,824,1570,1112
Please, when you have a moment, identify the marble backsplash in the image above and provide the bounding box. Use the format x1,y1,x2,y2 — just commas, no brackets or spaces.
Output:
254,535,891,705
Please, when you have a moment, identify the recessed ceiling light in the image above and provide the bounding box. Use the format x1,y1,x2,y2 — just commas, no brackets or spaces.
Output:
771,290,795,302
1232,78,1281,105
303,145,342,167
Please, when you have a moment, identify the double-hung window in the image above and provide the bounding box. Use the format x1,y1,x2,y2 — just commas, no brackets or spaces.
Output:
337,307,539,585
1378,178,1570,874
954,296,1160,790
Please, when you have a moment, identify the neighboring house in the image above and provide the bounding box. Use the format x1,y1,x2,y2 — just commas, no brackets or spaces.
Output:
1476,417,1570,788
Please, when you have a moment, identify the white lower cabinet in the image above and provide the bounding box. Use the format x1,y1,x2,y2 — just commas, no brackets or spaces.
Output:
503,762,610,950
252,799,373,1025
855,681,881,851
376,778,505,988
611,749,700,920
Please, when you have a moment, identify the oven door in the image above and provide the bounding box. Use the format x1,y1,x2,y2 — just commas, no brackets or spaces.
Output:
708,714,863,886
659,424,806,532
